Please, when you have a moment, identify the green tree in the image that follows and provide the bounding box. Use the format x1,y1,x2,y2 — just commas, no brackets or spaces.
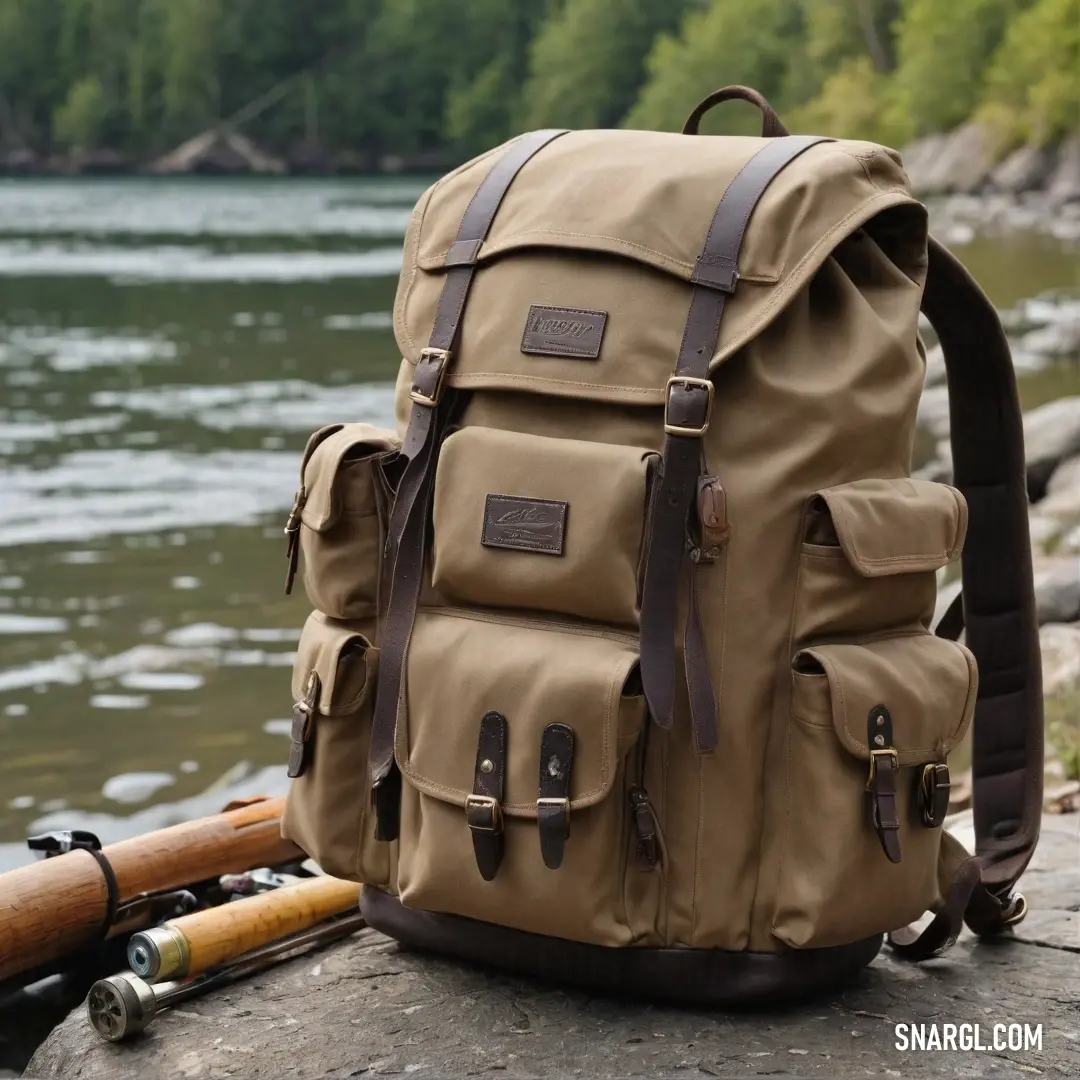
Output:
517,0,688,131
53,73,106,151
889,0,1033,137
624,0,804,135
979,0,1080,146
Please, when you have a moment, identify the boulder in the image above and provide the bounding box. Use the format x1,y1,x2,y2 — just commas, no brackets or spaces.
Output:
916,383,952,439
989,143,1058,193
1040,621,1080,695
901,123,1002,195
26,813,1080,1080
1035,557,1080,624
1023,395,1080,499
1046,136,1080,207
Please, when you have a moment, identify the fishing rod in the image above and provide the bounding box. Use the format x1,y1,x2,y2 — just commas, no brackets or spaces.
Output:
0,796,301,986
87,909,368,1042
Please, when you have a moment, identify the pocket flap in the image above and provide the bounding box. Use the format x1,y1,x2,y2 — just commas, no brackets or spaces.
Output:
792,635,977,764
808,479,967,576
299,423,399,533
291,612,377,715
397,612,643,816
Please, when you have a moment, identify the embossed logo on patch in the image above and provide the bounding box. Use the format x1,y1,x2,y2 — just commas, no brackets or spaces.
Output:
520,305,607,359
482,495,567,555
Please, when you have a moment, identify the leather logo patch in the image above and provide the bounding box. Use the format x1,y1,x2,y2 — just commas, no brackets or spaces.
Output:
520,305,607,359
482,495,567,556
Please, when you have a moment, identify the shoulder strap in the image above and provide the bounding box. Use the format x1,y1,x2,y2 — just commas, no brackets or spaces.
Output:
639,134,832,753
367,129,570,841
925,238,1044,897
891,238,1043,957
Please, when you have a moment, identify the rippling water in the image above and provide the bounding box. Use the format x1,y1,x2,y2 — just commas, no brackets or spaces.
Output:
0,177,427,873
0,177,1077,883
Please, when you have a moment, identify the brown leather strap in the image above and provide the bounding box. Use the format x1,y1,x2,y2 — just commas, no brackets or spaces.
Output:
921,238,1043,925
286,670,319,779
367,129,569,841
467,710,507,881
866,705,901,863
639,135,831,750
537,723,574,870
682,85,790,139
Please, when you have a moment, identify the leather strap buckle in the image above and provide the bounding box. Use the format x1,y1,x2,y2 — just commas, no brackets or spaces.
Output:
1001,891,1028,927
865,747,899,790
465,794,501,832
663,376,714,437
409,347,449,406
919,762,951,827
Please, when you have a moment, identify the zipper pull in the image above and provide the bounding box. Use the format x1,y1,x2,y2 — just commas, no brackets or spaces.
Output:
283,487,306,595
629,786,659,872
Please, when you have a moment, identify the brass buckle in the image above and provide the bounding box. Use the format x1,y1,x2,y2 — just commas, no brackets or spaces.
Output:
1001,892,1028,927
919,762,951,827
866,748,898,790
409,347,449,406
464,794,501,832
663,376,714,437
536,796,570,832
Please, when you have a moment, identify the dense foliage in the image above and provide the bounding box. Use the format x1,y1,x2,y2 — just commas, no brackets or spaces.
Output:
0,0,1076,163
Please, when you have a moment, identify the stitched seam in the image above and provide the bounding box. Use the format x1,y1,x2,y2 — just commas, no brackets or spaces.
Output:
447,372,662,398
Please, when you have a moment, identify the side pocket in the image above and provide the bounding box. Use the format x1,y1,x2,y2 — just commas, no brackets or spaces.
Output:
793,478,967,644
281,611,394,885
285,423,401,622
772,632,977,949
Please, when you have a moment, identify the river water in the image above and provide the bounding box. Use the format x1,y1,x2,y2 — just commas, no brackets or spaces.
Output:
0,178,1078,878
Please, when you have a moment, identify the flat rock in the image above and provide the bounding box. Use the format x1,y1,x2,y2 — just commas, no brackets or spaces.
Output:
27,815,1080,1080
903,123,1002,195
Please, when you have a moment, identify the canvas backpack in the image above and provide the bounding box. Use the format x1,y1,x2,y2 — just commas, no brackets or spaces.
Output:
279,85,1043,1005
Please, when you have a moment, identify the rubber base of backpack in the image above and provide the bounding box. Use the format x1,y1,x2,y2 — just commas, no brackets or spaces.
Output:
360,886,882,1007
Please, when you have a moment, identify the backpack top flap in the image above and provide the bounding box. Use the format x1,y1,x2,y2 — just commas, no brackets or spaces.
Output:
393,130,927,404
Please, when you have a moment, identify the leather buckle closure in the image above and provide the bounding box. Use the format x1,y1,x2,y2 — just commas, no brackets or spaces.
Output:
409,347,449,406
465,793,501,832
865,748,898,790
536,797,570,833
919,762,951,827
663,376,714,437
1001,891,1028,927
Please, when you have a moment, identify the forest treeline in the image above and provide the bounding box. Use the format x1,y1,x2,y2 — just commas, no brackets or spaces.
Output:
0,0,1076,166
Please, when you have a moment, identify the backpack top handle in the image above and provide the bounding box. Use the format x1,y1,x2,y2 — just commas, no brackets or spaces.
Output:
682,84,790,138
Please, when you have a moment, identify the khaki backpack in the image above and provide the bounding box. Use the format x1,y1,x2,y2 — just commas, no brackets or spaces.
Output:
280,85,1043,1004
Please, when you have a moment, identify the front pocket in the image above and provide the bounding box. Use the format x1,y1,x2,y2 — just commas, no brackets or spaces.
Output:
431,427,659,627
394,609,662,945
285,423,401,622
772,632,977,949
281,611,393,885
793,478,967,644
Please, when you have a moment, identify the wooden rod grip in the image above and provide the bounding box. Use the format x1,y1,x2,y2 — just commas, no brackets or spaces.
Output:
145,876,361,980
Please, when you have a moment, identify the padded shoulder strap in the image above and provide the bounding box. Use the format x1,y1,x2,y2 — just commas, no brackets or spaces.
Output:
922,237,1043,898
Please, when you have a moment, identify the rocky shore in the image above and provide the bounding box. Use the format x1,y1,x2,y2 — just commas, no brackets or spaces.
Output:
917,285,1080,799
